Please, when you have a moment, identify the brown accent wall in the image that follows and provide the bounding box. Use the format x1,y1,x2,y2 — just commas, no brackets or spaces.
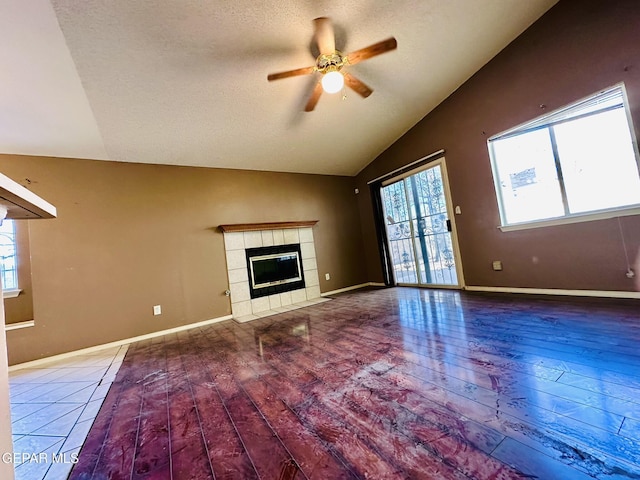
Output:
0,155,365,365
356,0,640,291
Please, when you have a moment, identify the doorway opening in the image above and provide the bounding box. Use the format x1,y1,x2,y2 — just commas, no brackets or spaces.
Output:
379,158,463,287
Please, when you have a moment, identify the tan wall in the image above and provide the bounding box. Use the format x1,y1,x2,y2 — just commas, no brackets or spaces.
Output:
356,0,640,292
0,154,366,365
0,286,14,480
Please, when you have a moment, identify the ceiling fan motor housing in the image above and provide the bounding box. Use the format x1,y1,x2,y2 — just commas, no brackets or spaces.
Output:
316,51,345,74
266,17,397,111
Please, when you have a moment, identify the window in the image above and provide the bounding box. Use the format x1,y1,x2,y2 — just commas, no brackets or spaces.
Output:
488,84,640,228
0,219,18,291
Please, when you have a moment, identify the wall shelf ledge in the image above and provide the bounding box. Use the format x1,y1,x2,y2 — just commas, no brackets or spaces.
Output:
219,221,318,233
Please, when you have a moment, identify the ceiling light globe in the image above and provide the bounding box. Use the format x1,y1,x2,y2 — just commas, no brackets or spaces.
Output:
321,71,344,94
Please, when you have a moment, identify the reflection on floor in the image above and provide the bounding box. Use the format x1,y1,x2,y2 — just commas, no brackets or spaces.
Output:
71,287,640,479
9,345,128,480
234,297,330,323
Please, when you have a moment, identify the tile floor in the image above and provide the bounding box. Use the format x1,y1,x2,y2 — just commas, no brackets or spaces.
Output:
8,345,128,480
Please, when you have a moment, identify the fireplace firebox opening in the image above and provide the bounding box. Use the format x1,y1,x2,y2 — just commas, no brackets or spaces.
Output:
245,244,305,299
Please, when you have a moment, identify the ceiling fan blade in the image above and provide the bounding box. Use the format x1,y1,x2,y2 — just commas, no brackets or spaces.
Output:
267,66,315,82
343,73,373,98
314,17,335,54
305,81,323,112
346,37,397,66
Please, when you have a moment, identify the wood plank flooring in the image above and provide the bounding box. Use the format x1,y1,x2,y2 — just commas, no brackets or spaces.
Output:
69,287,640,479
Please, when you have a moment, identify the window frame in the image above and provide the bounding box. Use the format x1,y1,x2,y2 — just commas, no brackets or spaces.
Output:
0,219,20,297
488,83,640,231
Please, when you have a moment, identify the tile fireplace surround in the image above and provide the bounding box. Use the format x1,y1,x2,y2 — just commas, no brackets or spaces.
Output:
220,222,327,322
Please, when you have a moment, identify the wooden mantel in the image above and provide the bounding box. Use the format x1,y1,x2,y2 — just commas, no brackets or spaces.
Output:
219,220,318,233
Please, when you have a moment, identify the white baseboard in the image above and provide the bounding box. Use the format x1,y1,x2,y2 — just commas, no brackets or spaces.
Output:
321,283,370,296
464,285,640,300
321,282,386,297
9,314,233,372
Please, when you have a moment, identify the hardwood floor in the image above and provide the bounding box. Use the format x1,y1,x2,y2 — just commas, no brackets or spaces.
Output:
69,287,640,479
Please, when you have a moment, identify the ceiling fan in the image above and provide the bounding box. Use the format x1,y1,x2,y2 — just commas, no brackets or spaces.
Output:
267,17,397,112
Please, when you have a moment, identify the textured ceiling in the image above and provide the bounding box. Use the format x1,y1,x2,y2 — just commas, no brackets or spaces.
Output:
0,0,558,176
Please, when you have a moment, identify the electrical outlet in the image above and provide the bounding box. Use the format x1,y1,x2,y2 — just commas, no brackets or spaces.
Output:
492,261,503,271
153,305,162,316
325,273,331,280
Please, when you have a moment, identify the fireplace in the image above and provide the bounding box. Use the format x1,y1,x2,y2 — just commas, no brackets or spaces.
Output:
220,221,323,321
246,244,305,298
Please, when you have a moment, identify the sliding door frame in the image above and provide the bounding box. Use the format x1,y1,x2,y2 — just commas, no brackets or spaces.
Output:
378,157,466,289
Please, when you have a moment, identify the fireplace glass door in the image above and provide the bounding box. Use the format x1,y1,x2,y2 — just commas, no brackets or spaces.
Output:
245,244,305,298
380,160,461,287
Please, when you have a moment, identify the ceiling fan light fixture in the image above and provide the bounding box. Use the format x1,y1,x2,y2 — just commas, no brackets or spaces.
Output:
267,17,397,111
321,70,344,94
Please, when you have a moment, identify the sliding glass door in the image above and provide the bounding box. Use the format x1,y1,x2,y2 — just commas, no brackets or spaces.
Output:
380,159,462,287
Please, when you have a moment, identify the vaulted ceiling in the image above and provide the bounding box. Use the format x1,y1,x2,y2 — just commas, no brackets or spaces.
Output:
1,0,558,176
